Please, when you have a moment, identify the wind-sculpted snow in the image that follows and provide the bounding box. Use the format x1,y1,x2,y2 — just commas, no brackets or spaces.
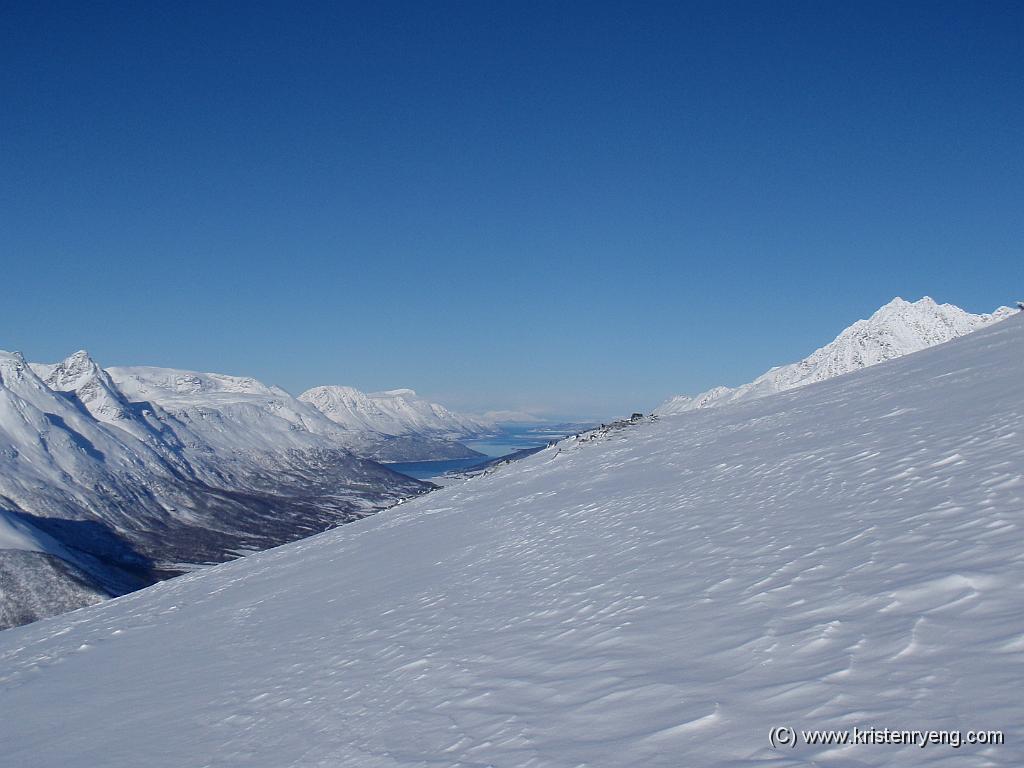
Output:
657,296,1015,414
2,315,1021,766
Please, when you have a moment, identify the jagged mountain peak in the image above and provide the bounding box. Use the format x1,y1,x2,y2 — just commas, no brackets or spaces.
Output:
874,294,924,311
849,295,994,330
29,350,134,424
1,351,67,404
0,349,30,381
35,349,105,387
657,296,1016,415
60,348,95,364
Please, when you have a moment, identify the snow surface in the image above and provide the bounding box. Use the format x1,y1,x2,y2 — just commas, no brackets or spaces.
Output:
2,315,1022,766
657,296,1015,414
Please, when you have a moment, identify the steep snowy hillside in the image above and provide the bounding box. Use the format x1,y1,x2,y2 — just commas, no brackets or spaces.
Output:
2,315,1020,767
658,296,1014,414
0,352,428,629
0,510,109,628
300,385,490,460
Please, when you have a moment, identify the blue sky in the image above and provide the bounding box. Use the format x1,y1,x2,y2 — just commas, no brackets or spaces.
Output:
2,1,1022,419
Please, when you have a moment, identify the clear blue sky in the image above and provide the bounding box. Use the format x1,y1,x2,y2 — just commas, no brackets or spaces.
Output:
2,1,1022,419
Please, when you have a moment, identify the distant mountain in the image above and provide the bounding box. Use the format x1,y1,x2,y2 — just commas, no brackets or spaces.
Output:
299,385,491,438
33,349,135,425
1,351,503,628
1,351,429,629
657,296,1015,414
106,367,485,463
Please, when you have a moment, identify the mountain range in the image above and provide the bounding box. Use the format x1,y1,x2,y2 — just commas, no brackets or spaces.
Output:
0,297,1015,630
0,351,492,628
2,309,1020,766
656,296,1015,414
301,385,489,437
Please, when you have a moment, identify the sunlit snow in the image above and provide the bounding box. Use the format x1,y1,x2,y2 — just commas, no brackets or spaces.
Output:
1,314,1021,766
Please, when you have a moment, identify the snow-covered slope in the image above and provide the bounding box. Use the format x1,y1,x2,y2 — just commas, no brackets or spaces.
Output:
0,351,170,623
301,385,489,438
0,550,109,629
2,314,1020,766
657,296,1015,414
0,510,109,628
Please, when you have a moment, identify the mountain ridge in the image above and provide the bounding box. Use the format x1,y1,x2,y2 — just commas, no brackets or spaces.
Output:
299,383,491,441
1,350,431,629
657,296,1015,414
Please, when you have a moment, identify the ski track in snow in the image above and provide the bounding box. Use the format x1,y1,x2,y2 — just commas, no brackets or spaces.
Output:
1,317,1023,766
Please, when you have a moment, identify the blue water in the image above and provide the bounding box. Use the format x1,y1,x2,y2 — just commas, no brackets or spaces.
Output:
465,424,588,458
385,424,592,481
384,457,487,480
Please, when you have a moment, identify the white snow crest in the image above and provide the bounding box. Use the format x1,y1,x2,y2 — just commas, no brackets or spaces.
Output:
657,296,1016,415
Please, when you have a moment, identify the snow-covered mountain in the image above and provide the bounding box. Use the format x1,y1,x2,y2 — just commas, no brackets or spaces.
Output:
102,367,485,463
1,351,429,629
657,296,1015,414
299,385,491,439
2,313,1020,766
33,350,135,425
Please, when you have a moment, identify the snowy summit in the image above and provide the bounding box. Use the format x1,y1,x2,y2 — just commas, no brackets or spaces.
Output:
657,296,1014,414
